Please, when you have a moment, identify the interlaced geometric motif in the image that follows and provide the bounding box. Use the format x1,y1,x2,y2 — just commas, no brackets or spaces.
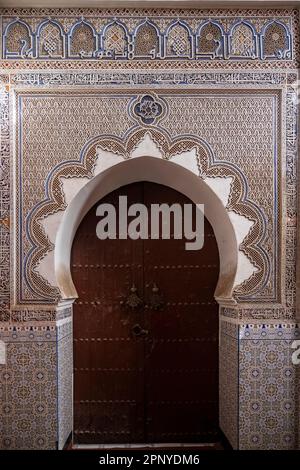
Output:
5,21,32,56
12,84,287,307
38,22,64,58
103,22,127,58
230,23,257,58
197,22,224,58
134,22,159,58
69,22,97,58
166,23,191,57
263,22,290,59
0,6,299,455
131,93,166,125
1,10,295,64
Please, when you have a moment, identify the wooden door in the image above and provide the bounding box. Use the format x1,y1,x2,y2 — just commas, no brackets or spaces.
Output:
72,182,219,445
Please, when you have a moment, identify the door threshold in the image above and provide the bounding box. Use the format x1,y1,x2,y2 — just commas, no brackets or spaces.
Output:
72,442,218,450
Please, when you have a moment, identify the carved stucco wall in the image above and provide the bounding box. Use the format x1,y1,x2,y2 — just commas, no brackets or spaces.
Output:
0,7,299,450
11,88,280,308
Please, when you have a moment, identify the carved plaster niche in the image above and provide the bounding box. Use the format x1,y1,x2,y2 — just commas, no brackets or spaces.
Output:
26,127,268,305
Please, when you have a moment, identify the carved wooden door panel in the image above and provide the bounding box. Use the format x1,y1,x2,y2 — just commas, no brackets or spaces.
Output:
72,182,219,445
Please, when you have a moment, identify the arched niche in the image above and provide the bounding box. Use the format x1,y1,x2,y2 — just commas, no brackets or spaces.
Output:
54,156,238,305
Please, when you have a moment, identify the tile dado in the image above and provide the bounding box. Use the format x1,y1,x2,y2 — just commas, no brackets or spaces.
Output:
239,338,297,449
0,328,57,449
0,312,73,450
220,319,300,450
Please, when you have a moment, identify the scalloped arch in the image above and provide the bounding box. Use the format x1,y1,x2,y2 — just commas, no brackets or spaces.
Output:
26,127,269,304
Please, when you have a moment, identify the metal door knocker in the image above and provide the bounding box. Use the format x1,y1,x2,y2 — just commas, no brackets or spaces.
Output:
123,284,143,309
131,323,149,337
149,283,164,310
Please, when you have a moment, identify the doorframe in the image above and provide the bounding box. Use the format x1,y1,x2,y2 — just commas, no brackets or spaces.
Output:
55,155,241,449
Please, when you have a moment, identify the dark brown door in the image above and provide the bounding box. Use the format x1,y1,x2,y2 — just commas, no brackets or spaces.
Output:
72,182,219,445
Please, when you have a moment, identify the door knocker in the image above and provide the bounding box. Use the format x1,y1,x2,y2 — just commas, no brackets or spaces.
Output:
122,284,143,310
131,323,148,337
149,283,164,310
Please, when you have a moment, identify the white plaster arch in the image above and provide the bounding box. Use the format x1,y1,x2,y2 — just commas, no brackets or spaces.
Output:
54,156,238,304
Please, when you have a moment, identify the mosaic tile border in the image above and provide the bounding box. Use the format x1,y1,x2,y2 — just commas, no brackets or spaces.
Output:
0,327,58,450
239,322,300,340
0,324,56,342
219,319,239,448
57,322,72,450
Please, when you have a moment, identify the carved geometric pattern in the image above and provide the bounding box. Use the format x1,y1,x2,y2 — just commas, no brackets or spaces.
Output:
229,22,257,59
27,126,269,302
69,21,97,58
131,93,166,125
10,69,293,314
165,22,192,58
134,22,159,58
0,8,298,452
4,20,32,58
0,82,10,319
37,21,64,59
1,9,295,63
262,21,290,59
197,22,224,58
102,22,128,58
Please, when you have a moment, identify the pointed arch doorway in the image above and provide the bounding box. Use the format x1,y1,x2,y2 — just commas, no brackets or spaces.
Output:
71,181,220,445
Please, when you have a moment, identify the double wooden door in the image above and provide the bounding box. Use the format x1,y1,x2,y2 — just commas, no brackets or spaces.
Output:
72,182,220,444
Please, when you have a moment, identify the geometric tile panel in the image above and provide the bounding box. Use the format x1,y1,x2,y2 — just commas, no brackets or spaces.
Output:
0,330,57,449
239,337,298,449
220,319,300,450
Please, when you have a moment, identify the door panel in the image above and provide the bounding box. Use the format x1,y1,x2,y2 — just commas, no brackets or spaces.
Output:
72,183,145,444
142,183,219,442
72,182,219,444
